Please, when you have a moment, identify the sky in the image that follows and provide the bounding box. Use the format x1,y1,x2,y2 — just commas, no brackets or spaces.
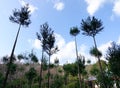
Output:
0,0,120,65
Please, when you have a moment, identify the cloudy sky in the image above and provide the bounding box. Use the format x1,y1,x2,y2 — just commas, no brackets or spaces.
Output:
0,0,120,64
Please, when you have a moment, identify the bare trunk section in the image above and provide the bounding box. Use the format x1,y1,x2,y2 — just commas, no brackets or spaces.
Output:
75,36,82,88
93,36,107,88
39,49,44,88
48,54,50,88
3,24,21,88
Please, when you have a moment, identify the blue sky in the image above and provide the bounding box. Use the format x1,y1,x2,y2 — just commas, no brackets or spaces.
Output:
0,0,120,64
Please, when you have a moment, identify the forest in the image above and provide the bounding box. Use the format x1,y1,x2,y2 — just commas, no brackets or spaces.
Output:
0,4,120,88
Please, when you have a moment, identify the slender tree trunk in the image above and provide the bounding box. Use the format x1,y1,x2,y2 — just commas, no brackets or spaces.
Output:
116,79,120,88
2,24,21,88
29,81,32,88
39,49,44,88
75,36,82,88
92,36,107,88
48,54,50,88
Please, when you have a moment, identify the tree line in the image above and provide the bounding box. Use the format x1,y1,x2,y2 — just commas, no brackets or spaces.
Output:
0,4,120,88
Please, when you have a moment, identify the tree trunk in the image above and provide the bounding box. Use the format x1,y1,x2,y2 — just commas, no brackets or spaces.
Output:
48,54,50,88
29,81,32,88
2,24,21,88
93,36,107,88
75,36,82,88
39,49,44,88
116,79,120,88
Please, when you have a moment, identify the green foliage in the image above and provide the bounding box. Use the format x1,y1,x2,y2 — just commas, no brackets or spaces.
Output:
81,16,104,37
6,63,17,74
90,47,102,58
70,26,80,36
97,71,114,88
49,63,55,68
21,50,38,64
2,56,9,64
37,22,52,50
90,65,99,76
65,81,79,88
50,75,64,88
90,61,107,76
37,22,58,55
63,63,78,76
77,55,85,73
9,4,31,26
58,67,63,73
17,54,25,61
25,67,37,88
25,67,37,81
106,42,120,78
29,50,38,63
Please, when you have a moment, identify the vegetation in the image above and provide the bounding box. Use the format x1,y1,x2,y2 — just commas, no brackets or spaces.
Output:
0,4,120,88
106,42,120,87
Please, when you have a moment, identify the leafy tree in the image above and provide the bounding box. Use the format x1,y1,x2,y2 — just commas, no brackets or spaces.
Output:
81,16,107,88
20,50,38,65
2,56,9,64
29,50,38,64
45,26,58,88
25,67,37,88
2,55,16,64
70,26,81,87
37,22,58,88
36,23,51,88
106,42,120,87
97,71,114,88
17,53,25,63
3,4,31,88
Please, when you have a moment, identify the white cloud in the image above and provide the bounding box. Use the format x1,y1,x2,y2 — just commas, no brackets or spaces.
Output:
33,39,41,49
51,33,76,64
51,34,95,65
28,33,120,65
55,33,65,49
28,39,41,49
98,41,112,55
113,0,120,16
53,1,64,11
117,36,120,44
85,0,106,16
28,33,99,65
19,0,38,14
